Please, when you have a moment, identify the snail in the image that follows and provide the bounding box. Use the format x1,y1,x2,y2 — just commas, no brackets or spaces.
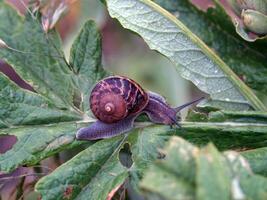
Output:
76,76,204,140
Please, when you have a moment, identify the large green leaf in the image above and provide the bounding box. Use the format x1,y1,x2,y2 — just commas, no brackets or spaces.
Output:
0,71,84,173
242,147,267,177
140,136,267,200
105,0,265,111
35,126,174,200
0,74,79,128
36,136,128,200
69,20,107,111
0,121,86,173
0,2,76,109
196,144,231,200
153,0,267,96
35,121,267,199
0,2,102,173
1,1,267,199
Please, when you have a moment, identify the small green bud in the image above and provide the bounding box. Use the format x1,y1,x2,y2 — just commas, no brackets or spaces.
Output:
242,9,267,34
227,0,267,15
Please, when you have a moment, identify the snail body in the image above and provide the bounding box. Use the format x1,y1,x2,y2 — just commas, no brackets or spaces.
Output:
76,76,204,140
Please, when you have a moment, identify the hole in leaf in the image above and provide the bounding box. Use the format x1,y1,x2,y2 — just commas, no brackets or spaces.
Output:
63,185,74,199
157,150,166,160
72,90,82,109
119,143,133,168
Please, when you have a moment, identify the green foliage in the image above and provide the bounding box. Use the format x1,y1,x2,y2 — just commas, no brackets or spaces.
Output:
0,3,76,109
153,0,267,95
140,137,267,200
105,0,265,111
36,127,173,199
0,0,267,199
69,20,107,111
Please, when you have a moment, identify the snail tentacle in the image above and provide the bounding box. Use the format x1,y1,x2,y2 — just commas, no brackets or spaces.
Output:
144,92,179,126
144,92,204,126
174,96,205,112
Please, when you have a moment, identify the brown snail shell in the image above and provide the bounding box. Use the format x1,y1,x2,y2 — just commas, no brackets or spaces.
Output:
90,76,149,123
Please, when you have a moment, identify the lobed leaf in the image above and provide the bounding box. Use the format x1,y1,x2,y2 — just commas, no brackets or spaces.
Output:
69,20,107,111
35,122,267,199
242,147,267,177
105,0,265,111
0,122,86,173
196,144,231,200
0,2,105,174
0,2,77,109
36,136,128,200
0,73,80,128
35,126,174,199
140,136,267,200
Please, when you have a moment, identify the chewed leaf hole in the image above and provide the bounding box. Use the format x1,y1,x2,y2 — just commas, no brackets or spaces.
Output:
72,90,82,109
119,143,133,168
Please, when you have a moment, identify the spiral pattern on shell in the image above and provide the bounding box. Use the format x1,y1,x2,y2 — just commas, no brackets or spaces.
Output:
90,76,149,123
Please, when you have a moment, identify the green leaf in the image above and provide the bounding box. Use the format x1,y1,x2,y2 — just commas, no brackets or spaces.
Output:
69,20,107,111
0,73,80,128
153,0,267,96
242,147,267,177
35,122,267,199
196,144,231,200
35,126,174,199
0,2,77,109
0,121,86,173
36,136,128,200
140,137,196,200
140,136,267,200
224,151,267,199
105,0,266,111
0,72,84,173
127,125,172,191
0,2,106,173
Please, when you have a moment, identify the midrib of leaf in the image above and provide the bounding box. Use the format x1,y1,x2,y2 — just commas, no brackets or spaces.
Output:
0,118,267,171
181,121,267,128
95,134,128,172
105,0,266,111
